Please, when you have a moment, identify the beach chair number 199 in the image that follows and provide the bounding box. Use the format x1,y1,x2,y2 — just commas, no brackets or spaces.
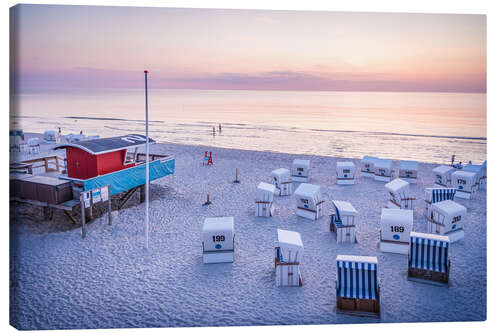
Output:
390,226,405,233
212,235,225,242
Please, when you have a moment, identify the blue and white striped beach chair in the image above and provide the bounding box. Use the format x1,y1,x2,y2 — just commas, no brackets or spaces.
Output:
336,255,380,317
408,232,450,285
424,188,456,219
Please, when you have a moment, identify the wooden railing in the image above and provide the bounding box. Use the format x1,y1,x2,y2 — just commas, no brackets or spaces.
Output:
135,153,170,163
12,155,66,174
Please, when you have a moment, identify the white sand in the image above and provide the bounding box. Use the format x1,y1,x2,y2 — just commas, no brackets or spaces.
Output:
10,142,486,329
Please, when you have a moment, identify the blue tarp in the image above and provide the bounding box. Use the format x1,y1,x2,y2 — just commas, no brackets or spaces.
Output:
83,158,175,195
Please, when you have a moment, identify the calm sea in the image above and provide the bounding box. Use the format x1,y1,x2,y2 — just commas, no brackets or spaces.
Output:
11,89,486,164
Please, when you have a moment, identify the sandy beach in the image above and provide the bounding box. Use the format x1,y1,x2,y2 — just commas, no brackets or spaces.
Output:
9,141,487,329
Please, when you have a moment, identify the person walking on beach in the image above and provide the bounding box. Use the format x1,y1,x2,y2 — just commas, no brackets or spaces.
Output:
219,123,222,133
212,127,216,136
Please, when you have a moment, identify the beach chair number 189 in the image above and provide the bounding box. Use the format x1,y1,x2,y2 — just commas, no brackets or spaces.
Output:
212,235,225,242
390,226,405,233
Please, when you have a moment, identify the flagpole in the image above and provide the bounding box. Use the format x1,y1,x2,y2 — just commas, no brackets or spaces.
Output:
144,70,150,250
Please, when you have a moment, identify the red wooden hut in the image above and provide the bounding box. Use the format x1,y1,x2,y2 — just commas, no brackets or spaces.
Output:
55,134,155,180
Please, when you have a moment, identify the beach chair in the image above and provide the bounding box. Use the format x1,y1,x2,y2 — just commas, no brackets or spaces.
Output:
408,232,450,286
373,159,394,182
451,170,478,199
330,200,357,243
428,199,466,242
462,163,485,190
292,159,311,182
294,183,325,220
255,182,276,217
336,255,380,318
336,161,355,185
28,138,40,154
423,188,456,220
432,165,454,187
271,168,293,196
399,160,418,184
202,217,235,264
275,229,303,287
385,178,415,209
379,208,413,254
360,156,378,178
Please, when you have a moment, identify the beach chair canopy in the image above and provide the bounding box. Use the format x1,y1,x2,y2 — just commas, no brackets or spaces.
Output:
462,164,482,174
409,232,449,273
257,182,276,202
385,178,409,194
277,229,303,263
202,217,234,252
332,200,358,222
400,160,419,171
336,255,378,300
432,165,455,176
337,161,354,169
431,200,466,225
272,168,291,184
374,159,393,171
294,183,322,206
361,156,379,170
425,188,456,203
380,208,413,242
452,170,477,190
293,159,310,169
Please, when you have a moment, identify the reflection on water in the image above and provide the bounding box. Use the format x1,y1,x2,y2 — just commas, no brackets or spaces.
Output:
11,89,486,164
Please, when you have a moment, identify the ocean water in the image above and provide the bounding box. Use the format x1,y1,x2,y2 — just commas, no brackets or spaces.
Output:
10,88,486,164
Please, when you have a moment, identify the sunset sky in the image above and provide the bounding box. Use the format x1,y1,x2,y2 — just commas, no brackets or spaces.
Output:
10,4,486,93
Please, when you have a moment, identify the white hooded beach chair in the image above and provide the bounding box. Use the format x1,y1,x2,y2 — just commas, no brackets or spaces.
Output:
385,178,414,209
43,130,61,144
432,165,454,187
424,188,456,220
451,170,478,199
294,183,325,220
408,232,450,285
330,200,358,243
373,159,394,182
336,255,380,317
275,229,303,287
428,199,466,242
255,182,276,217
271,168,293,196
202,217,235,264
336,161,355,185
399,160,419,184
379,208,413,254
360,156,378,178
27,138,40,154
462,163,485,190
292,159,311,182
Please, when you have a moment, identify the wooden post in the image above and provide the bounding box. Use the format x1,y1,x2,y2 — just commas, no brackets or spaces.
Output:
44,158,49,172
55,156,60,171
80,193,86,239
140,184,146,203
233,168,240,183
108,185,112,226
203,193,211,206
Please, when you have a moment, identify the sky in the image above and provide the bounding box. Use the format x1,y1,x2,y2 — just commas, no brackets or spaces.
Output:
10,4,486,93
